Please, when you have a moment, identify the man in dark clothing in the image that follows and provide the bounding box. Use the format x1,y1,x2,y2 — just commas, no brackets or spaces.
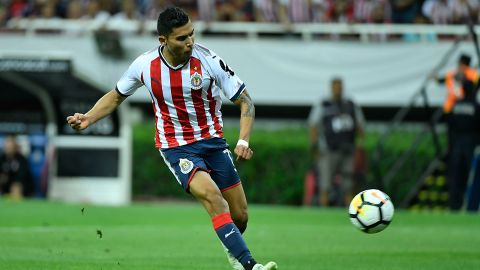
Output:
0,135,34,199
431,53,479,114
308,77,365,207
446,79,480,211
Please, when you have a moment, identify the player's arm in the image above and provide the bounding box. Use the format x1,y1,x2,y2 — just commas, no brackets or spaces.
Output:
66,89,126,131
233,90,255,161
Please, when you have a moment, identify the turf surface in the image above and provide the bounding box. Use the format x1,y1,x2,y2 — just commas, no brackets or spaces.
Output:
0,199,479,270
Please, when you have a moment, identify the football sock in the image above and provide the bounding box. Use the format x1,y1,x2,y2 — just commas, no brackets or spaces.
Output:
243,259,258,270
212,213,256,268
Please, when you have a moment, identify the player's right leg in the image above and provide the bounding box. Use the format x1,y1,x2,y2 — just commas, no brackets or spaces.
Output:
222,183,248,233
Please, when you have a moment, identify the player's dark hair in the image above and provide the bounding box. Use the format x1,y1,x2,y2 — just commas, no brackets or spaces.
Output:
157,7,190,37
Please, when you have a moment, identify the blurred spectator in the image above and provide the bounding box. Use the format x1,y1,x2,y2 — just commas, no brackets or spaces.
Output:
370,0,391,23
279,0,312,23
54,0,70,18
0,0,478,24
431,53,479,114
66,0,84,19
446,79,480,211
197,0,216,22
0,135,34,199
145,0,172,20
308,77,365,207
112,0,141,20
177,0,197,19
318,0,354,23
422,0,452,24
310,0,328,22
84,0,111,20
353,0,391,23
352,0,391,41
7,0,29,18
451,0,479,24
390,0,418,24
217,0,254,22
253,0,282,22
23,0,43,18
40,0,59,18
100,0,119,15
0,1,8,26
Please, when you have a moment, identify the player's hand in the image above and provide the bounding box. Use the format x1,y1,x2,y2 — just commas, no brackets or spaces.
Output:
234,144,253,161
66,113,90,131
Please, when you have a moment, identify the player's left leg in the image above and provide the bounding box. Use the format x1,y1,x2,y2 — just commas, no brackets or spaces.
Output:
222,184,249,269
222,183,248,233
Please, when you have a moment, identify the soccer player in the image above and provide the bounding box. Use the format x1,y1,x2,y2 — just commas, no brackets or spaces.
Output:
66,6,277,270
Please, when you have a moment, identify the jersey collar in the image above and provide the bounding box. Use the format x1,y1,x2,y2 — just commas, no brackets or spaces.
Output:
158,45,190,71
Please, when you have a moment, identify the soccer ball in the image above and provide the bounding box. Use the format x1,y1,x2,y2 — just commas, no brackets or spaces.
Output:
348,189,394,234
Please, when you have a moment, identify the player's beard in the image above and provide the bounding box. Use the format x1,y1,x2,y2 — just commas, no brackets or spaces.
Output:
178,51,190,64
183,46,193,60
165,44,190,65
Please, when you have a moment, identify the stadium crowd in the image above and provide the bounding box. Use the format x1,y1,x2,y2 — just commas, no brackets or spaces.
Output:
0,0,479,28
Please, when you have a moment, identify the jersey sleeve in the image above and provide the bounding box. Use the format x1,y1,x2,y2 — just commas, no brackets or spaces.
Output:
205,51,245,102
116,55,145,97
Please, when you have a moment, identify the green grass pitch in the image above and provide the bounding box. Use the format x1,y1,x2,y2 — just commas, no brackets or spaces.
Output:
0,199,479,270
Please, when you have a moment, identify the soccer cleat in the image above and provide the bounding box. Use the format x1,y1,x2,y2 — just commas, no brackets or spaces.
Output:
252,262,278,270
222,245,244,270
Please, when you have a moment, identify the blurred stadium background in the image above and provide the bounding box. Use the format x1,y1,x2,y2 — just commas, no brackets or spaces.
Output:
1,1,480,269
1,0,479,208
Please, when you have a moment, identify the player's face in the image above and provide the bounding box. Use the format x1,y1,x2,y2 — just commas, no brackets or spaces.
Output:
161,20,195,65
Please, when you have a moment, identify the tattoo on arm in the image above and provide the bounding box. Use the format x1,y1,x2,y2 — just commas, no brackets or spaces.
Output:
239,92,255,118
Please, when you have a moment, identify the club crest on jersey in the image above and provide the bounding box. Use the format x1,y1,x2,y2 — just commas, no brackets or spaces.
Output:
179,158,194,174
190,72,203,90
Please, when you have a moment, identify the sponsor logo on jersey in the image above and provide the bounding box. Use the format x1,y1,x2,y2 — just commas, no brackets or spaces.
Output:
179,158,194,174
190,72,203,90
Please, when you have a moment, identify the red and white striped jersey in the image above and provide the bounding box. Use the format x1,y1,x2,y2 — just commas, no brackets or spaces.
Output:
116,43,245,149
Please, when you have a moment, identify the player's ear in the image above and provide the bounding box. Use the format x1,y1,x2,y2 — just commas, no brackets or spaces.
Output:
159,35,167,45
